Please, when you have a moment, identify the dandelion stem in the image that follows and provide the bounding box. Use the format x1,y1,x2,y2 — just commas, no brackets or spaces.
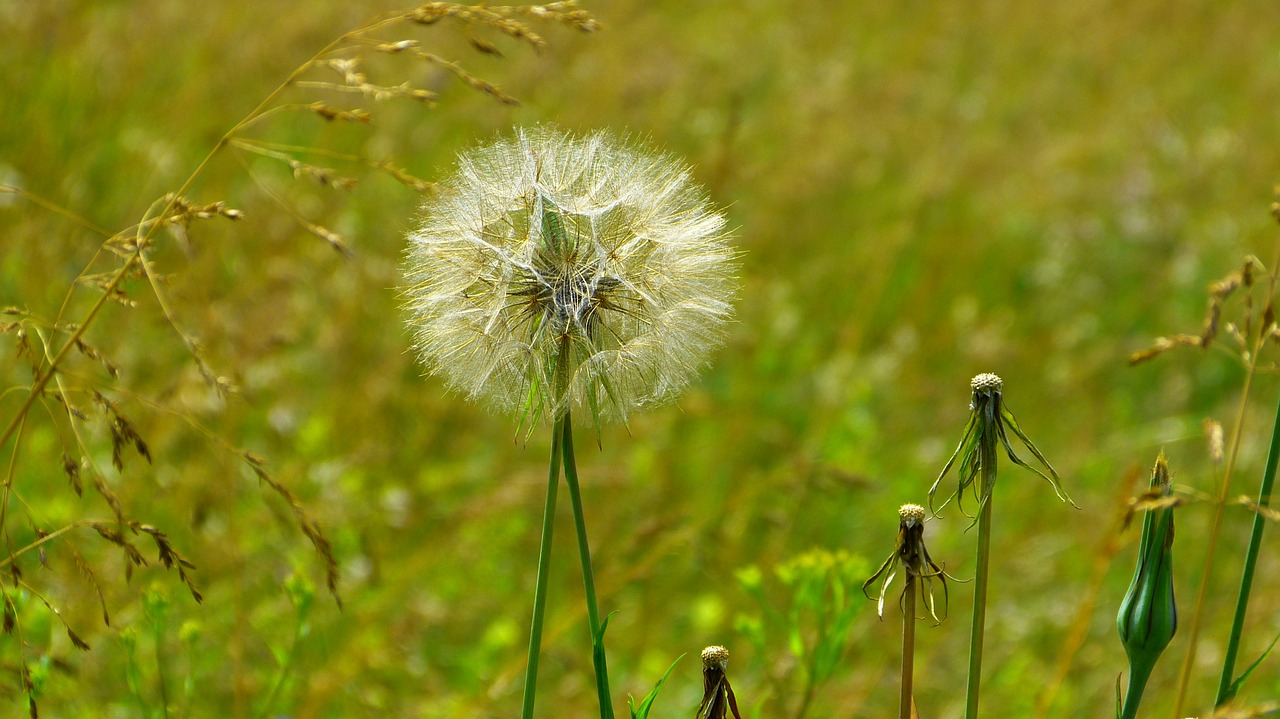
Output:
965,495,992,719
520,412,564,719
561,410,615,719
901,575,917,719
1216,389,1280,705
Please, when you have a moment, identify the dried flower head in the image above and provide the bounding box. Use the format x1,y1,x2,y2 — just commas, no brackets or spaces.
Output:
864,502,957,622
697,644,741,719
701,645,730,668
403,126,736,430
928,372,1077,517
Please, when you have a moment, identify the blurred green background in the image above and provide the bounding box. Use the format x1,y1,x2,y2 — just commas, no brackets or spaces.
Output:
4,1,1280,716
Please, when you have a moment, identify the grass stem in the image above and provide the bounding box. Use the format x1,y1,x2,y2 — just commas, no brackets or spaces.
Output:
1172,345,1258,717
561,410,615,719
520,412,564,719
1216,390,1280,705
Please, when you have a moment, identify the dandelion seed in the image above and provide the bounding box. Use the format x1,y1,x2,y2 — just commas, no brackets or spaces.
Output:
403,126,736,429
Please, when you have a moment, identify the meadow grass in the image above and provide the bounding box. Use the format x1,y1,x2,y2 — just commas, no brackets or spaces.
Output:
3,0,1280,716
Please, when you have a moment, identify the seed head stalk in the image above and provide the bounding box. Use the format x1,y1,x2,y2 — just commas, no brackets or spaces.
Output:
405,128,734,719
561,410,615,719
927,374,1073,719
519,410,563,719
519,334,614,719
965,456,995,719
901,574,917,719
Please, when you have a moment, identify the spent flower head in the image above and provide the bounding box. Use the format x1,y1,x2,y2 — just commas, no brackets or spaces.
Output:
927,373,1077,517
697,645,741,719
863,503,958,622
403,126,736,432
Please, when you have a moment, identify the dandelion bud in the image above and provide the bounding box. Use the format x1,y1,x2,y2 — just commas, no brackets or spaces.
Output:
1116,453,1177,718
403,126,736,428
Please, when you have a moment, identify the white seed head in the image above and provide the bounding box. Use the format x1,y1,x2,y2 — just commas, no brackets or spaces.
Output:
403,127,737,425
701,645,729,668
899,503,926,527
971,373,1003,393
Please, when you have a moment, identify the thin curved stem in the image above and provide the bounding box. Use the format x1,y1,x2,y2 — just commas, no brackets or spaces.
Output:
520,413,564,719
561,411,614,719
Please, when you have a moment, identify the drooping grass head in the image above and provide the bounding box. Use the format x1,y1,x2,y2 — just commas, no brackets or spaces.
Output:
403,126,736,430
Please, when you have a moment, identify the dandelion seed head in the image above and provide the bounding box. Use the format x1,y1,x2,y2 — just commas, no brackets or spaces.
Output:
701,645,729,668
403,126,736,425
971,372,1003,394
898,503,926,527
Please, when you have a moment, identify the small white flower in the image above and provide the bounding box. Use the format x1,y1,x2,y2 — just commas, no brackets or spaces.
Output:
403,126,736,427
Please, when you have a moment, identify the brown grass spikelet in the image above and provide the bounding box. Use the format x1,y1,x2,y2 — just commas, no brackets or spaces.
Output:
0,0,594,703
287,159,359,190
132,523,202,603
86,521,147,572
242,452,342,607
61,453,82,497
70,548,111,626
1133,252,1280,369
73,339,120,379
93,392,152,471
308,102,373,124
1127,334,1204,365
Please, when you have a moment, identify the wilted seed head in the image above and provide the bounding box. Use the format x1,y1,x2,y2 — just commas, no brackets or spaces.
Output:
864,502,957,622
701,645,729,669
970,372,1002,394
697,644,741,719
403,126,736,427
929,371,1077,517
899,503,926,528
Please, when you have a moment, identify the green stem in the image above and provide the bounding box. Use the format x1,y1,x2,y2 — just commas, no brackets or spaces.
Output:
966,494,993,719
1173,354,1257,717
1120,662,1156,719
520,413,565,719
256,618,305,719
561,411,615,719
1216,390,1280,705
902,576,917,719
154,625,172,719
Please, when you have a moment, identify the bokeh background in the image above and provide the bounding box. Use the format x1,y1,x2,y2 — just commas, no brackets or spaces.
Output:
4,1,1280,716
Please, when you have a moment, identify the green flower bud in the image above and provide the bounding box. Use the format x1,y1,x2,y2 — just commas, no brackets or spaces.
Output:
1117,453,1177,719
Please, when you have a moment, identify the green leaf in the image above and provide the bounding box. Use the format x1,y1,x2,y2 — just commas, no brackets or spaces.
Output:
627,654,685,719
1224,629,1280,703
